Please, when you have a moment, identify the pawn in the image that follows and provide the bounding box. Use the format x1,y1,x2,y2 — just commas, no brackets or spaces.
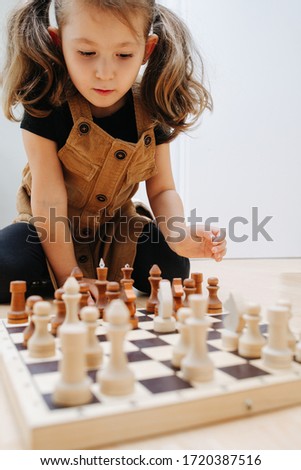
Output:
79,282,91,310
207,277,223,314
27,301,56,358
7,280,27,324
191,272,203,294
154,280,176,333
70,266,84,282
183,278,196,307
146,264,162,313
62,277,81,325
238,303,266,358
262,305,293,369
296,337,301,363
122,281,138,329
97,299,135,396
23,295,43,347
95,280,108,319
80,306,103,370
52,318,92,406
172,307,191,368
103,281,120,321
51,288,66,336
181,295,214,382
172,278,184,316
277,299,296,352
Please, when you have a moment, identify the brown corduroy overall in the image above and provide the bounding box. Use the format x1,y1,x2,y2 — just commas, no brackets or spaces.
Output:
15,84,158,287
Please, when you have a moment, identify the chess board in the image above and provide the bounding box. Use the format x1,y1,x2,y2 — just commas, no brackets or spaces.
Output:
1,308,301,450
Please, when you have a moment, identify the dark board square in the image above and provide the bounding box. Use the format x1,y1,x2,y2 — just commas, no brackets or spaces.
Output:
43,392,100,410
207,330,221,340
16,343,27,352
219,363,270,380
6,326,26,334
140,375,192,394
97,334,107,342
27,361,59,375
131,337,169,349
137,312,154,323
127,350,153,362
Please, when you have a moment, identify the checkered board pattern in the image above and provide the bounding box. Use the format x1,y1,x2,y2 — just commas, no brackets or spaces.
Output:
1,308,301,450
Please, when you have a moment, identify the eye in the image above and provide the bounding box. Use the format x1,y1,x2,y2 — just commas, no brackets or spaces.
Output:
78,51,96,57
117,53,133,59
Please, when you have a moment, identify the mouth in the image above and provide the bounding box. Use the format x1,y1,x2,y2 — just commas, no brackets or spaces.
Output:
93,89,114,96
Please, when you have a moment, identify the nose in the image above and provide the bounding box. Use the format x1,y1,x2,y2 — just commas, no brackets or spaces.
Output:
95,57,114,81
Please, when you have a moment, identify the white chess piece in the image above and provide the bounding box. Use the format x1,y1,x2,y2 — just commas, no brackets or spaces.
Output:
98,299,135,396
172,307,191,368
154,280,176,333
62,276,81,325
262,305,293,369
27,301,55,358
181,295,214,382
221,291,246,351
276,299,296,352
80,306,103,370
52,321,92,406
238,303,266,358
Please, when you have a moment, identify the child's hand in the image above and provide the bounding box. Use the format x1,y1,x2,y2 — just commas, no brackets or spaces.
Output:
170,225,227,261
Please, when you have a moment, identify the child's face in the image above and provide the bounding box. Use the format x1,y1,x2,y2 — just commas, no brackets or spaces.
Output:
60,4,157,117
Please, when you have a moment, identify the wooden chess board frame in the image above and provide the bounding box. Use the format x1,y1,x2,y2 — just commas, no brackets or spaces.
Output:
1,310,301,450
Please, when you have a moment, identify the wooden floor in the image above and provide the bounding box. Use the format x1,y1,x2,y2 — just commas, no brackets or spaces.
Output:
1,257,301,450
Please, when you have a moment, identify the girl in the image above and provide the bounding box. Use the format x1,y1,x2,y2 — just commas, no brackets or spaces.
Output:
0,0,226,303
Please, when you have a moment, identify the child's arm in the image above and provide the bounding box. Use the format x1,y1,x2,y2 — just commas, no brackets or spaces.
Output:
146,143,227,261
22,131,84,287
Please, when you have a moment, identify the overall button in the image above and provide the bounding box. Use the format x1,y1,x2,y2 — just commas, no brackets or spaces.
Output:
114,150,127,160
79,255,88,263
79,122,91,135
144,135,152,147
96,194,107,202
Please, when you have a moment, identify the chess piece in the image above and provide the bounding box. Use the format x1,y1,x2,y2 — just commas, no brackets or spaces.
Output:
181,295,214,382
296,338,301,363
191,272,203,294
52,319,92,406
262,305,293,368
238,303,266,358
51,288,66,336
154,280,176,333
146,264,162,313
183,278,196,307
207,277,222,314
103,282,120,321
27,301,56,358
277,299,296,352
23,295,43,347
97,299,135,396
80,306,103,370
62,277,82,325
172,278,184,315
7,280,27,324
96,258,108,281
172,307,191,368
122,281,138,329
70,266,84,282
221,291,246,351
120,264,134,288
79,282,91,310
95,279,108,318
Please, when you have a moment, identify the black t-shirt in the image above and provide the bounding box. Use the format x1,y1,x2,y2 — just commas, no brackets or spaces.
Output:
21,92,168,149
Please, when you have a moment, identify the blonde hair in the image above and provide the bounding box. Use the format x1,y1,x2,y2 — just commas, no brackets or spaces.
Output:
1,0,212,141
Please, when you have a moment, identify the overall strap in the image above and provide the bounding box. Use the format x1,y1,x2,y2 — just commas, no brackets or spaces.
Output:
67,93,93,123
132,82,154,138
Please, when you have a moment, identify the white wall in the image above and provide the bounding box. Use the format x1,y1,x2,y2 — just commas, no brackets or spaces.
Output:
1,1,301,258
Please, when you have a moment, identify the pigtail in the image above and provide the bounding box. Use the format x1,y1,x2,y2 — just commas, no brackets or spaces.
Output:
1,0,69,121
141,4,213,141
